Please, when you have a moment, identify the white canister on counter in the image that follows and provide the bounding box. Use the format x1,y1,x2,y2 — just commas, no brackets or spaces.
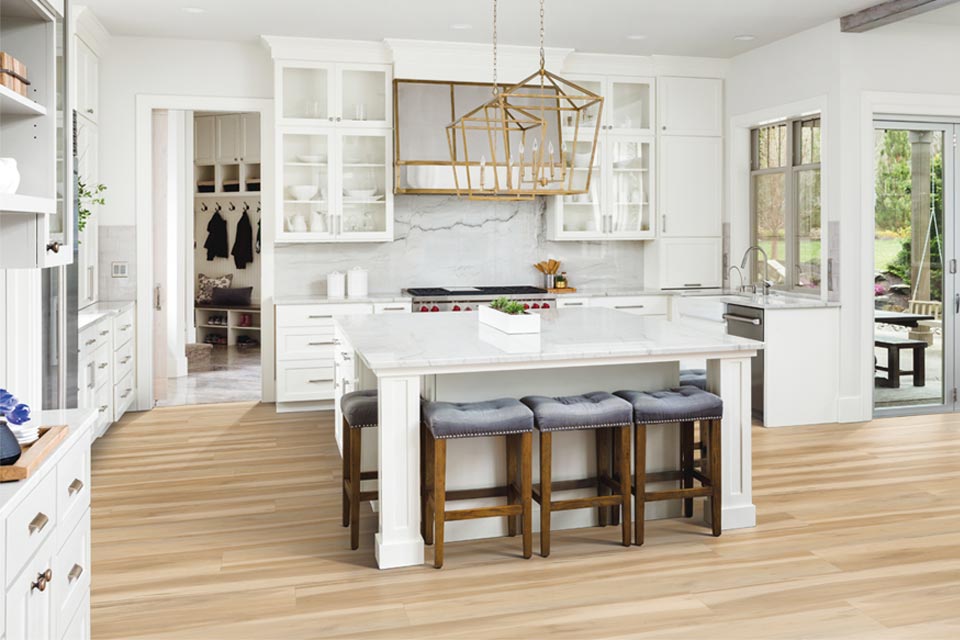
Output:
0,158,21,195
347,267,368,299
326,271,346,299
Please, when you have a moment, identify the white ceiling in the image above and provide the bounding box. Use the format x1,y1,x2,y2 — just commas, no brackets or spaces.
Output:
81,0,886,58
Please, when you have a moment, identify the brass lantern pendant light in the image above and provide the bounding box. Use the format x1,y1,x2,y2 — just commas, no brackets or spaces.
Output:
446,0,604,201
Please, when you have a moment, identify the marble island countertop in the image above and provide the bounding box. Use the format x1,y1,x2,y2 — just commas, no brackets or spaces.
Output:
337,307,763,374
686,292,841,310
273,293,412,305
78,300,135,331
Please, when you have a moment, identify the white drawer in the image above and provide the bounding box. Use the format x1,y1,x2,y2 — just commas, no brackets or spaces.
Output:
595,296,669,316
54,511,90,640
374,302,411,313
5,470,57,586
556,297,589,308
114,340,135,382
93,343,111,391
113,372,136,422
112,308,135,350
78,322,106,357
276,303,373,328
94,382,113,435
56,436,91,548
276,328,337,362
77,353,96,412
276,362,335,402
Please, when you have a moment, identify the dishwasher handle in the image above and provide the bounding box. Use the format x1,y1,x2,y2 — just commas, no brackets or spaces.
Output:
723,313,762,326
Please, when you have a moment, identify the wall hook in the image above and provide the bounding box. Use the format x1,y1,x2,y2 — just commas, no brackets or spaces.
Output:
200,202,208,212
228,202,236,212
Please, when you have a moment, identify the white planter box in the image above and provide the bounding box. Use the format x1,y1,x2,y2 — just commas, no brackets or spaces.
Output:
478,305,541,334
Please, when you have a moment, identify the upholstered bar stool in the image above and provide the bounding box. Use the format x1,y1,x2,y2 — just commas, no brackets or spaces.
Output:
520,392,634,557
422,398,534,569
614,386,723,546
340,390,379,550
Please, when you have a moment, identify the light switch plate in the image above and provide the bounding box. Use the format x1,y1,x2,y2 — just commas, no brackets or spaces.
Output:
111,261,129,278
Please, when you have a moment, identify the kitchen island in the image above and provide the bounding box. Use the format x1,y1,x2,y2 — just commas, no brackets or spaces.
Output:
335,307,762,569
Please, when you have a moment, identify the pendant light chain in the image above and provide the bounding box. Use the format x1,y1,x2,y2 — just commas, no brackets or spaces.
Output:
539,0,546,71
492,0,499,95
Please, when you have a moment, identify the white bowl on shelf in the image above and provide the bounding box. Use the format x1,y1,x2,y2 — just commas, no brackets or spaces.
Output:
574,152,595,167
288,185,318,201
344,188,378,198
296,154,325,163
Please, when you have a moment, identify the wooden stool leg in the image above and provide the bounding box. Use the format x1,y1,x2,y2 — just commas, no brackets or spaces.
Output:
708,419,722,537
888,345,900,389
596,428,610,527
680,421,694,518
610,430,621,527
520,432,533,559
618,426,632,548
507,433,518,537
539,431,552,558
349,428,362,550
341,418,350,528
433,437,447,569
634,423,646,546
913,345,926,387
423,425,435,546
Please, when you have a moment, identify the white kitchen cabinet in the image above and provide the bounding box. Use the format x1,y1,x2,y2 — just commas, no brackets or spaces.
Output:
657,238,722,290
241,113,261,163
590,296,669,317
5,536,56,640
75,39,98,123
76,116,99,309
657,77,723,137
194,115,216,166
659,136,722,237
279,61,391,129
77,303,137,437
277,128,393,243
216,114,242,164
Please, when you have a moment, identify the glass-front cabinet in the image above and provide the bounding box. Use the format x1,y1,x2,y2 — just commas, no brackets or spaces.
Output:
275,59,393,243
547,75,654,241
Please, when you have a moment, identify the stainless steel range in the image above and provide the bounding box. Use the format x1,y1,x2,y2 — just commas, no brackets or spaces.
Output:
404,286,556,313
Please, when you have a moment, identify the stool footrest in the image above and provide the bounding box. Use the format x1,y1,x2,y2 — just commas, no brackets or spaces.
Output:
645,486,713,502
444,504,523,522
548,494,625,512
359,471,378,481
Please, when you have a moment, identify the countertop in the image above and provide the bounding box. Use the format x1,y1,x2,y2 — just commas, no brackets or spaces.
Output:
274,294,412,305
78,300,135,331
337,307,762,373
697,293,841,310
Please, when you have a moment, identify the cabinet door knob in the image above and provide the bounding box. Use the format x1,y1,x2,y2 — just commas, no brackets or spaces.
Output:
336,116,342,122
28,512,49,535
46,241,62,253
86,108,94,114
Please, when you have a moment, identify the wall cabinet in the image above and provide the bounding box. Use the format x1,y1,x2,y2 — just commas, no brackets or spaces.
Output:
75,39,98,123
657,77,723,137
194,115,216,165
194,113,260,196
216,114,242,164
659,136,722,237
279,62,391,128
547,75,655,241
657,238,723,290
76,116,99,309
241,113,261,163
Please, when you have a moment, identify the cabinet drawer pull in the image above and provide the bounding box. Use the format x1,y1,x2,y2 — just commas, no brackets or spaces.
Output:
683,283,703,288
723,313,761,326
564,302,584,307
121,389,132,399
307,341,335,346
307,315,331,319
308,378,333,384
121,356,132,364
340,352,351,360
615,305,646,310
84,339,96,346
121,324,132,331
380,306,406,311
99,405,109,413
68,564,84,583
68,478,84,496
100,330,110,336
28,512,49,535
98,362,109,369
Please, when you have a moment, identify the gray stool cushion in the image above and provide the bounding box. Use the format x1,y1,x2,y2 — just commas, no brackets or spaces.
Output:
341,390,378,428
520,392,633,432
679,368,707,390
423,398,534,440
614,386,723,424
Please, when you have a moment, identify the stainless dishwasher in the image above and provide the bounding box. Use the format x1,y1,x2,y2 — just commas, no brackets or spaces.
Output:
723,304,764,420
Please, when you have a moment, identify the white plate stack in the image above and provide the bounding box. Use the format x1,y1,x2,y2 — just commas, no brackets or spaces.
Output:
347,267,368,299
9,422,38,446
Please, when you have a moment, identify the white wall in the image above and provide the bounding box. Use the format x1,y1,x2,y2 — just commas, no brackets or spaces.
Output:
98,36,272,227
726,19,960,422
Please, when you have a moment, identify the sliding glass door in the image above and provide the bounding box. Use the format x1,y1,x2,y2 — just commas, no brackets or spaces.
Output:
873,121,958,415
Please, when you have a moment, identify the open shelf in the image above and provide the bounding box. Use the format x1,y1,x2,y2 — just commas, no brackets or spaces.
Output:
0,193,56,214
0,84,46,116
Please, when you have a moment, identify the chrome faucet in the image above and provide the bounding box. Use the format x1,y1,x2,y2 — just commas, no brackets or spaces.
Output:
740,246,773,299
727,265,745,293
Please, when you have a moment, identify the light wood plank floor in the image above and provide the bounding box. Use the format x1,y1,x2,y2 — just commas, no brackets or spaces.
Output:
91,403,960,639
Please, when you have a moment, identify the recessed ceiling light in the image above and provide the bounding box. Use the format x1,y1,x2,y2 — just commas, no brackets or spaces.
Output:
734,34,756,41
451,24,473,30
182,7,206,14
626,34,647,41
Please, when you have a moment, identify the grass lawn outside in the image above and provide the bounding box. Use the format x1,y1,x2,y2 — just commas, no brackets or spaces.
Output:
751,237,904,274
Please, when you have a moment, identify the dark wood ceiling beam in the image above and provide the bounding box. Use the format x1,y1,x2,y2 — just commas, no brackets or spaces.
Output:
841,0,960,32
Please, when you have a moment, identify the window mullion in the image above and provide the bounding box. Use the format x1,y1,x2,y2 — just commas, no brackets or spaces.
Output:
785,121,797,290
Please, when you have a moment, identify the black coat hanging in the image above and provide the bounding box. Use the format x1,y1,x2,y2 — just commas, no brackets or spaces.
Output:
204,211,228,261
232,211,254,269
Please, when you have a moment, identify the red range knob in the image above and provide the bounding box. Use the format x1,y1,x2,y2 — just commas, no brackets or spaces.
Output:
541,302,550,309
532,303,541,309
452,305,461,311
420,306,429,313
465,306,472,311
523,303,530,310
431,306,440,312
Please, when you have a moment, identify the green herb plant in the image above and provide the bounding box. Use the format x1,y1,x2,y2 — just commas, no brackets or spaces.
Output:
489,297,527,315
77,178,107,233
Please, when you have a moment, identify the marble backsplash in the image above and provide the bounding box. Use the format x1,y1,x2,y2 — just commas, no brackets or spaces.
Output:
274,196,647,297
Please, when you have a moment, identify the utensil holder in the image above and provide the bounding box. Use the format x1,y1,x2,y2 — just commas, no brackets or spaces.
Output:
544,274,556,289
